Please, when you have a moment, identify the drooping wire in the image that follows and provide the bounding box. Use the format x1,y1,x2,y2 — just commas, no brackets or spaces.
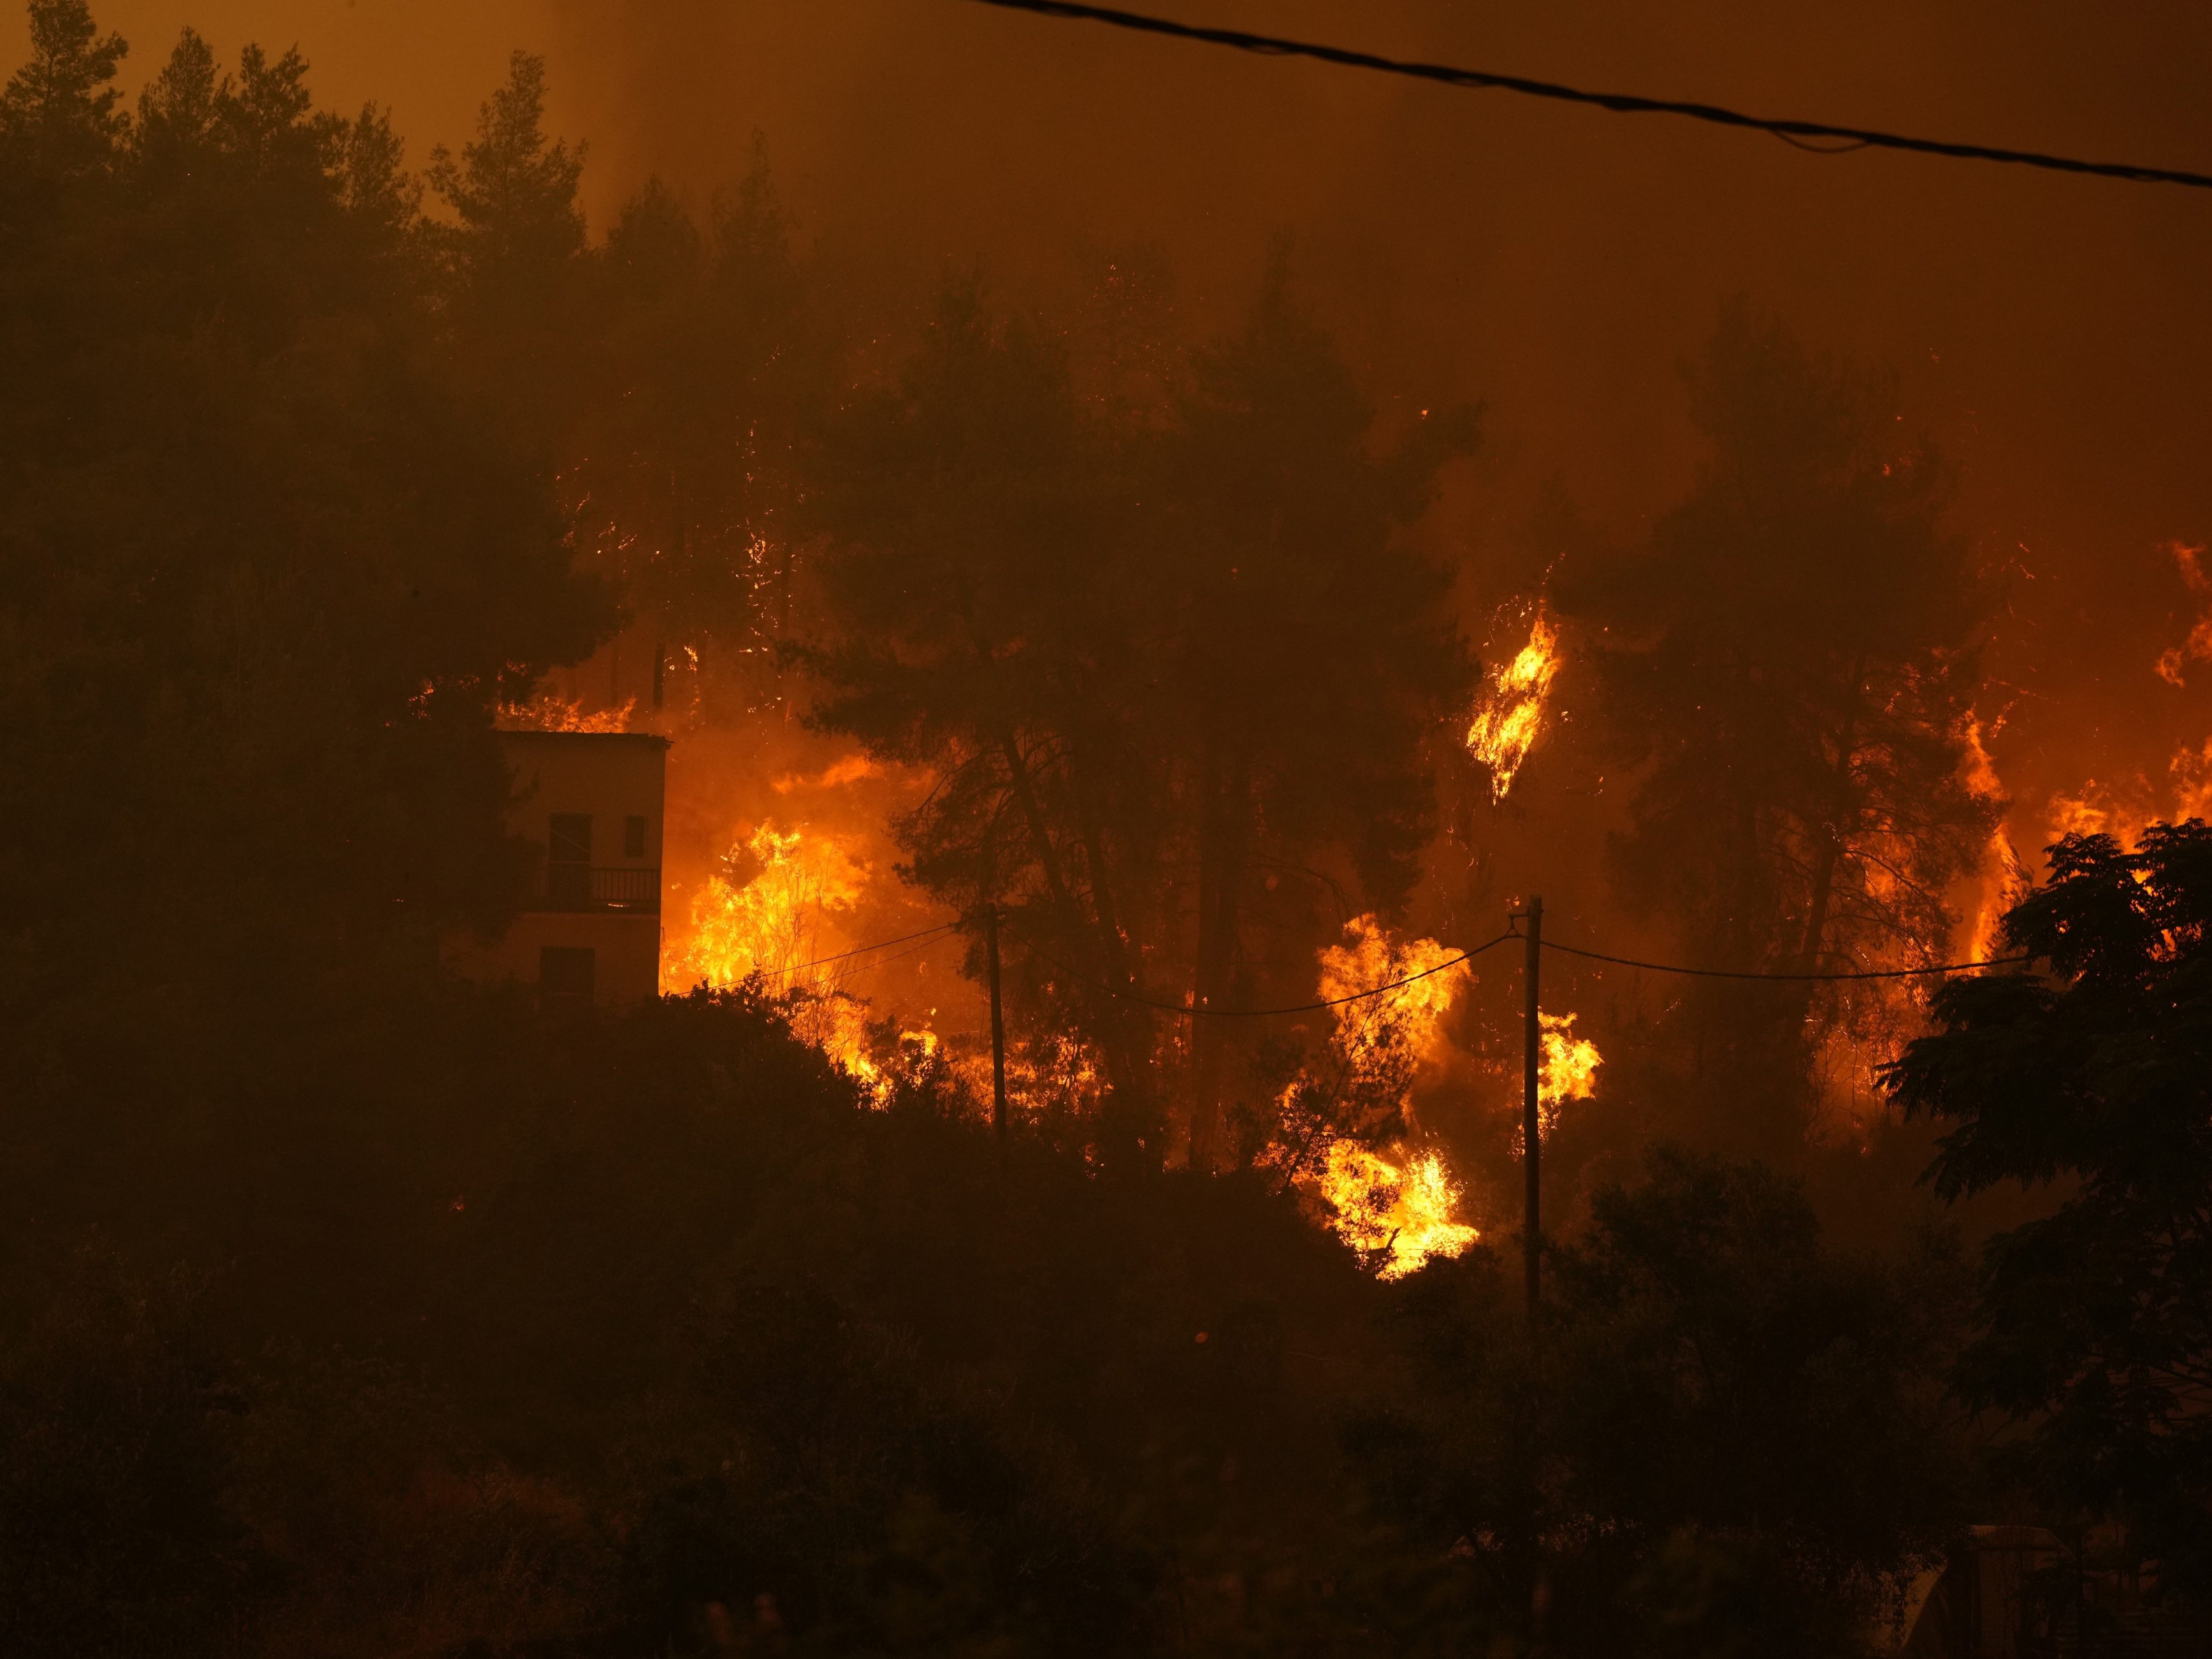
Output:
747,920,965,982
1013,926,1522,1018
714,908,2029,1007
1536,936,2032,981
963,0,2212,192
823,929,960,981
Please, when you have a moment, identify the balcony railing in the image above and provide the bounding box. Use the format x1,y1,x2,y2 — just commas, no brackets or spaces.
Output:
534,864,661,914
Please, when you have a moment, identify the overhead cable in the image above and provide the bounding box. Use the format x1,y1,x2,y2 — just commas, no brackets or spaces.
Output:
1016,927,1522,1017
963,0,2212,193
749,920,964,980
1536,937,2033,980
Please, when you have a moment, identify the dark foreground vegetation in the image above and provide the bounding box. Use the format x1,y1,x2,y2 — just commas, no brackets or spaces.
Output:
5,978,1970,1656
7,2,2212,1653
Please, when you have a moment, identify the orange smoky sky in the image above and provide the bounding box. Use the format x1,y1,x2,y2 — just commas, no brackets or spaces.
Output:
15,0,2212,818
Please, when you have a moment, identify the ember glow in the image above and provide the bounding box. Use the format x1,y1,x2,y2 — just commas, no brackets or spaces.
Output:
2156,541,2212,688
498,691,635,733
1466,609,1562,802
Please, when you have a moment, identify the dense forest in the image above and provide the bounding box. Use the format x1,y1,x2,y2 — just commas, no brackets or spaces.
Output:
6,3,2212,1654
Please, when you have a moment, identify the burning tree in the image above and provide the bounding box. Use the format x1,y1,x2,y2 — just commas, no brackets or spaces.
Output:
1563,303,1999,1136
800,279,1164,1129
1254,916,1482,1279
802,268,1477,1166
1154,265,1478,1167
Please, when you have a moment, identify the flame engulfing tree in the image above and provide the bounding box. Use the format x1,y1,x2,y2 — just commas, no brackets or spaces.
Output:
1159,266,1479,1166
802,266,1475,1164
799,278,1160,1133
1561,302,1998,1138
1254,916,1480,1279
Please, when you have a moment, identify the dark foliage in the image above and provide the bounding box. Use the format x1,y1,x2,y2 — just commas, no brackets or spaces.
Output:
1559,302,1997,1145
1887,820,2212,1598
0,3,614,1124
1363,1146,1962,1656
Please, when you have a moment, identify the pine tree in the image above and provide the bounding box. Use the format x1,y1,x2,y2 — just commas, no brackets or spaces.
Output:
0,0,127,177
1563,303,1997,1139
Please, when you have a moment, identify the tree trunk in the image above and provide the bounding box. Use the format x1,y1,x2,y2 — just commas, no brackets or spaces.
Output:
1072,781,1155,1110
999,731,1148,1109
998,730,1077,922
1796,666,1865,970
1187,744,1249,1171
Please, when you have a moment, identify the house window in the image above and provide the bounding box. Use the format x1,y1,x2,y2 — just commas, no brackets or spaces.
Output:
624,815,647,859
547,813,592,908
539,945,595,1003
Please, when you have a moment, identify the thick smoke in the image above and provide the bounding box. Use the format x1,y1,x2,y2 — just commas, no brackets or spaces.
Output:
30,0,2212,832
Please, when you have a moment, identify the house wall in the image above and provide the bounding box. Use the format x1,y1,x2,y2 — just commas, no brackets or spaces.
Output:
446,730,671,1007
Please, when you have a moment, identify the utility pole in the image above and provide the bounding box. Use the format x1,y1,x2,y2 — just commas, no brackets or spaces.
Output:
1512,894,1549,1655
984,902,1009,1145
1520,894,1543,1327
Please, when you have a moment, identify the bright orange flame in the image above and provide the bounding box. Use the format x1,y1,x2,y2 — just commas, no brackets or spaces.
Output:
771,753,882,794
1956,714,2023,962
1511,1010,1601,1156
1315,1141,1479,1280
677,824,867,987
675,823,903,1094
1315,914,1466,1070
950,1027,1106,1126
1969,832,2032,963
1269,916,1482,1277
1466,610,1561,802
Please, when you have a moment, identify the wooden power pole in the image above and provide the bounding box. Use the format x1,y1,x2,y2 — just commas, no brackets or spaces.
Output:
1521,894,1543,1326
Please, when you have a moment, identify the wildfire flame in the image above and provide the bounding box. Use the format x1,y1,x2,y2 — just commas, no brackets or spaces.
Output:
1969,832,2033,963
677,823,868,987
2174,739,2212,822
1270,916,1484,1278
1511,1010,1601,1155
1466,609,1562,802
1315,914,1466,1069
674,823,900,1094
1316,1141,1479,1281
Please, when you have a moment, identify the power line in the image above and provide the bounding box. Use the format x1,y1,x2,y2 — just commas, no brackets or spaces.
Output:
963,0,2212,193
1537,936,2032,981
1008,916,2027,1015
1018,927,1522,1017
830,929,955,978
749,920,964,981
